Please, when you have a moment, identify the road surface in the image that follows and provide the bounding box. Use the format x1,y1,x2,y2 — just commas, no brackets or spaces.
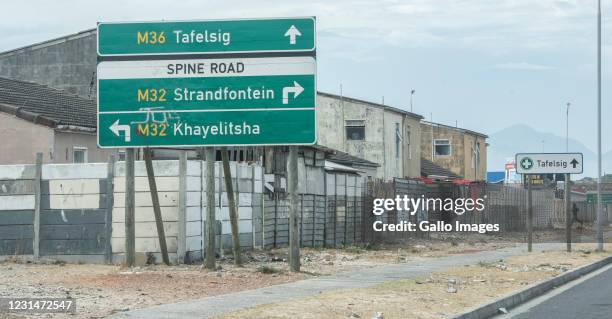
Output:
500,264,612,319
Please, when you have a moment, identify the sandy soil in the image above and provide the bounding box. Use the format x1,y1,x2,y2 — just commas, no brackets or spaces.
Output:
0,233,518,319
220,244,611,319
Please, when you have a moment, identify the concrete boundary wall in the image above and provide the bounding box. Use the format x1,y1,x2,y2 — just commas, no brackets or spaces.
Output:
0,159,365,264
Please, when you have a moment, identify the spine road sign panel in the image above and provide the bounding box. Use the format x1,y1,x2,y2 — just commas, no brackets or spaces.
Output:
97,17,315,56
97,56,316,148
515,153,584,174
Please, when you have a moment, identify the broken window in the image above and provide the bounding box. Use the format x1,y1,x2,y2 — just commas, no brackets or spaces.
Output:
345,120,365,141
433,139,451,156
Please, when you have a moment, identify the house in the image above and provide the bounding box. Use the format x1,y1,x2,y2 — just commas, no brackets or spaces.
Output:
420,121,488,181
0,77,116,164
317,92,423,180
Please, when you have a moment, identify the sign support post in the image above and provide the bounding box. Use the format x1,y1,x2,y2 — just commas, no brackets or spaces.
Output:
143,148,170,265
565,173,571,252
527,174,533,253
221,147,242,266
205,147,216,270
125,149,136,266
288,146,300,272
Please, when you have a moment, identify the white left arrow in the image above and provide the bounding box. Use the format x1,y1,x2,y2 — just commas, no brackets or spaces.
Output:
282,81,304,104
284,25,302,45
110,119,131,142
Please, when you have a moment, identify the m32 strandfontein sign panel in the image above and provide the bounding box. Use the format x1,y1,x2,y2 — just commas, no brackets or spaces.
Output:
96,17,317,148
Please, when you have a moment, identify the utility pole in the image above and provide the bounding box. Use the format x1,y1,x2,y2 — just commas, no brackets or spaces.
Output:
527,174,533,253
125,149,136,267
205,147,216,270
596,0,604,252
221,147,242,266
565,102,572,252
288,146,300,272
143,148,170,265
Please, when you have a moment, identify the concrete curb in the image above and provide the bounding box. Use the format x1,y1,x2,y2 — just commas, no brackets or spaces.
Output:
451,255,612,319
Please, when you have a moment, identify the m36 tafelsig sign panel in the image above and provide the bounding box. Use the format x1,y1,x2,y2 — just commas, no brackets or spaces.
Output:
97,18,316,148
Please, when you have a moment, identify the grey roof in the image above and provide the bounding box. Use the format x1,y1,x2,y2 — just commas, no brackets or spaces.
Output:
421,158,460,179
318,91,424,120
327,151,379,168
0,77,96,128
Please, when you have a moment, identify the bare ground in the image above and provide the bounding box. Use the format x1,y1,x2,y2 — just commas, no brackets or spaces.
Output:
1,231,606,319
219,244,611,319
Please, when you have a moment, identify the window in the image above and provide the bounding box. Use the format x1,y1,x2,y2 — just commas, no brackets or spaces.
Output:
73,147,88,163
433,139,451,156
395,123,402,159
345,120,365,141
117,151,126,161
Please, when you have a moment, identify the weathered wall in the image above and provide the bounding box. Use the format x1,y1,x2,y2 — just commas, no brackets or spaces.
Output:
421,123,466,177
421,123,487,181
112,160,263,264
0,165,37,255
316,94,421,180
0,163,111,262
0,31,97,97
461,134,487,181
0,112,54,164
54,130,116,163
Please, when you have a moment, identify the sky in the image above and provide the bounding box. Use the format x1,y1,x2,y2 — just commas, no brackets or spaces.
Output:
0,0,610,154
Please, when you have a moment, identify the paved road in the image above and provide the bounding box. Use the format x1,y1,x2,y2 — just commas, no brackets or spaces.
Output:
110,244,562,319
503,264,612,319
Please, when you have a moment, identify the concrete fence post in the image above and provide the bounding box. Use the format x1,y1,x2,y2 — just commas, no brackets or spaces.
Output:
33,152,42,260
105,155,116,264
178,151,187,264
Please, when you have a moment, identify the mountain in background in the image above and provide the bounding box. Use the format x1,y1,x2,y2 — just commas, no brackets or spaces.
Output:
487,124,611,178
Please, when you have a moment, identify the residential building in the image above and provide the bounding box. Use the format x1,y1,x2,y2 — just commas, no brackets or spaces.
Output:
0,77,116,164
317,92,423,180
420,121,488,181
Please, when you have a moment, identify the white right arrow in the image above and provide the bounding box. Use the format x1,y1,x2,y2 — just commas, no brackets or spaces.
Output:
110,119,131,142
284,25,302,45
282,81,304,104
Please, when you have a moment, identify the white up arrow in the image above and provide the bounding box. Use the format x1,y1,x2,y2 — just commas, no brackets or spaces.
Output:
110,119,131,142
284,25,302,45
282,81,304,104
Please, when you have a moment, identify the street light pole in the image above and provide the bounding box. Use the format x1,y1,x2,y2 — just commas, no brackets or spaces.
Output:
596,0,604,252
410,89,416,112
565,102,571,252
566,102,570,152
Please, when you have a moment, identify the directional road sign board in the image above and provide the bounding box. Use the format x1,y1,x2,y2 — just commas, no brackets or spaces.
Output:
587,192,612,204
515,153,583,174
97,17,315,56
97,56,316,148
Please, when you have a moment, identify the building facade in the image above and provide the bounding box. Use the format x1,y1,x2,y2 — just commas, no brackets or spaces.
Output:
420,121,487,181
0,77,116,164
317,92,422,180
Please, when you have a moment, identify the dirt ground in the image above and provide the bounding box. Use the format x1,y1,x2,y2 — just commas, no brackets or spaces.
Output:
220,244,611,319
1,230,609,319
0,233,517,319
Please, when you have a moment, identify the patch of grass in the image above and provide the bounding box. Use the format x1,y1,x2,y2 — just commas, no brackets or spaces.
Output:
258,265,281,274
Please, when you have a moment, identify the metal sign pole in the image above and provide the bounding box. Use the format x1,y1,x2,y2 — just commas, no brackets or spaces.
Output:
527,174,533,253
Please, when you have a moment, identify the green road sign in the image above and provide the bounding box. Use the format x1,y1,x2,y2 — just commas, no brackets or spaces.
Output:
97,56,316,147
587,193,612,204
97,17,315,56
